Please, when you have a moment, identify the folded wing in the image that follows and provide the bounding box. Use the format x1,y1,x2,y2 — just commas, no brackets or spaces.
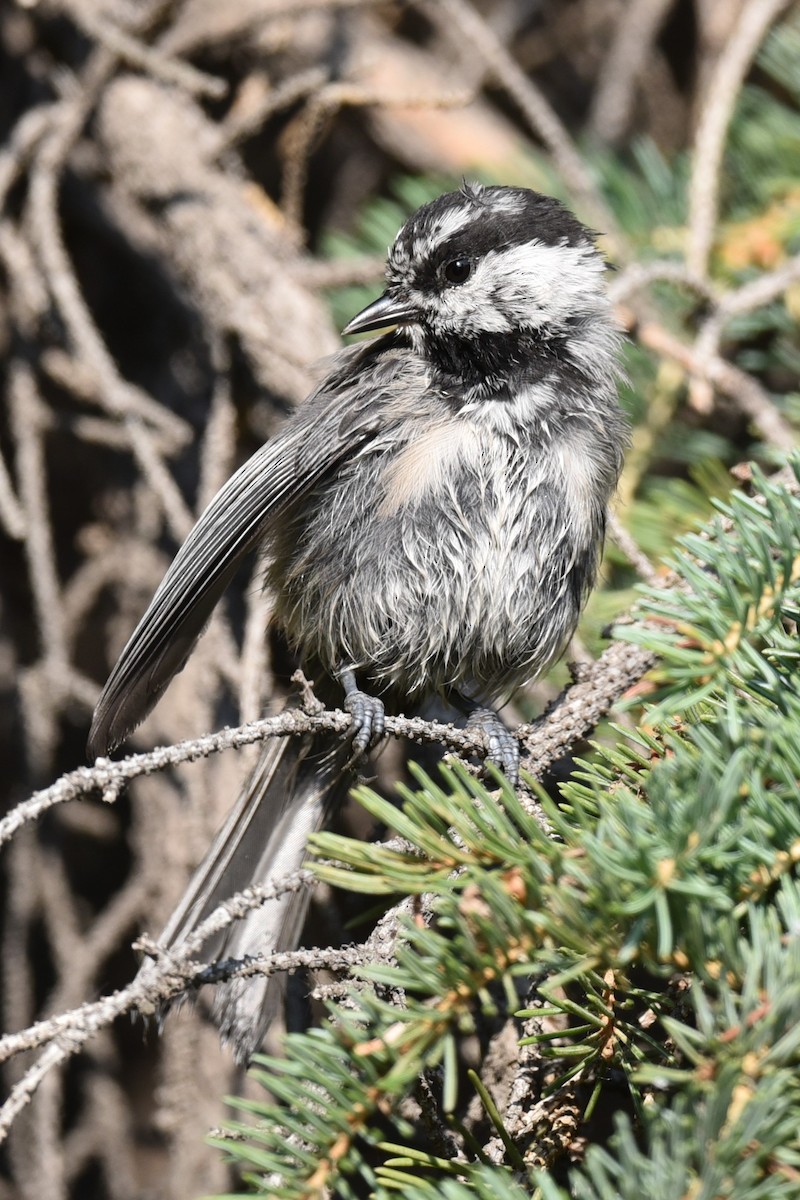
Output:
87,347,387,758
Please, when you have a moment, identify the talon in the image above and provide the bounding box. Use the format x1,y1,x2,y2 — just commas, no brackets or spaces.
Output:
339,667,385,756
344,690,385,754
464,707,519,787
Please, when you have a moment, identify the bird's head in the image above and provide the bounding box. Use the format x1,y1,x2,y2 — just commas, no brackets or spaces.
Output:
343,183,611,350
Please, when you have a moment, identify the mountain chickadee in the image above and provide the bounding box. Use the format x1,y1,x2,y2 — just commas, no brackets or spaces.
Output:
88,182,628,1059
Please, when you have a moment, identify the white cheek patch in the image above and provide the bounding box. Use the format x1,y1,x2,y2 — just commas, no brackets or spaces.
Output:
426,239,609,337
488,240,609,329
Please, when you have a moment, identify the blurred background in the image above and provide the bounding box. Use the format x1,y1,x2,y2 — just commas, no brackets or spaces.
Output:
0,1,798,1196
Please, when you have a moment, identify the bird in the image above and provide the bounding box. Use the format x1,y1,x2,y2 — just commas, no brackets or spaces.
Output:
88,182,628,1060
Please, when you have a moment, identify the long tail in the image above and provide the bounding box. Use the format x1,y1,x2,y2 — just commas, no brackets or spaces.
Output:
139,729,354,1062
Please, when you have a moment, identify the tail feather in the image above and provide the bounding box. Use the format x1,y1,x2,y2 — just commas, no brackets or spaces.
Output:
139,729,354,1062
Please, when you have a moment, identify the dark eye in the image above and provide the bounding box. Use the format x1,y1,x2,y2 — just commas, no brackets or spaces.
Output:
443,257,472,284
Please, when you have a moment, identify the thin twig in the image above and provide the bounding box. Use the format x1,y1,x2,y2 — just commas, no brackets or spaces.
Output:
589,0,675,141
8,362,68,678
635,318,796,451
220,67,329,149
517,640,656,781
68,7,227,99
0,104,54,214
0,709,478,849
688,252,800,414
0,868,413,1143
4,877,319,1068
40,348,192,450
607,508,661,586
0,442,25,542
295,255,386,290
281,81,473,231
0,870,312,1138
716,252,800,317
687,0,791,277
3,622,662,851
614,255,800,442
159,0,382,57
608,260,720,307
26,56,195,541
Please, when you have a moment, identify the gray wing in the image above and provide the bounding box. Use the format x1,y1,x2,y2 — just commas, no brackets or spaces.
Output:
87,342,395,758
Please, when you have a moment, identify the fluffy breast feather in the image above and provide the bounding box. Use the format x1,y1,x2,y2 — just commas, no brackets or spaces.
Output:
378,420,482,516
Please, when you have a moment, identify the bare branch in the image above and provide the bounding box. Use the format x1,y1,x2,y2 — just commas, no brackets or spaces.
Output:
220,67,329,149
687,0,791,277
635,318,796,451
716,252,800,318
25,58,196,540
8,361,68,677
0,708,460,848
295,255,386,290
518,639,657,781
607,507,661,586
280,80,473,231
0,436,25,543
3,614,662,859
0,104,53,214
66,5,227,99
608,260,721,306
0,870,312,1138
590,0,675,142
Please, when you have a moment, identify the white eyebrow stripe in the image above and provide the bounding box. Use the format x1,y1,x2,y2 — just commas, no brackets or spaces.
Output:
422,204,474,249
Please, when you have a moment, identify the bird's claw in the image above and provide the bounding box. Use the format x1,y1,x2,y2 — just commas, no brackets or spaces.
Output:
344,689,385,756
465,707,519,787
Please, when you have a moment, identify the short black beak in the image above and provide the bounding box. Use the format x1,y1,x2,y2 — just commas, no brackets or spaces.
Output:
342,291,420,336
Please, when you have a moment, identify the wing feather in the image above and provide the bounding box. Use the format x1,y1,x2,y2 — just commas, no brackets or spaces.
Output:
87,344,391,757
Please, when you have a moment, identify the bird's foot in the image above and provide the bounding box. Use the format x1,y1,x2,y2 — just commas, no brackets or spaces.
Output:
464,707,520,787
339,668,385,756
